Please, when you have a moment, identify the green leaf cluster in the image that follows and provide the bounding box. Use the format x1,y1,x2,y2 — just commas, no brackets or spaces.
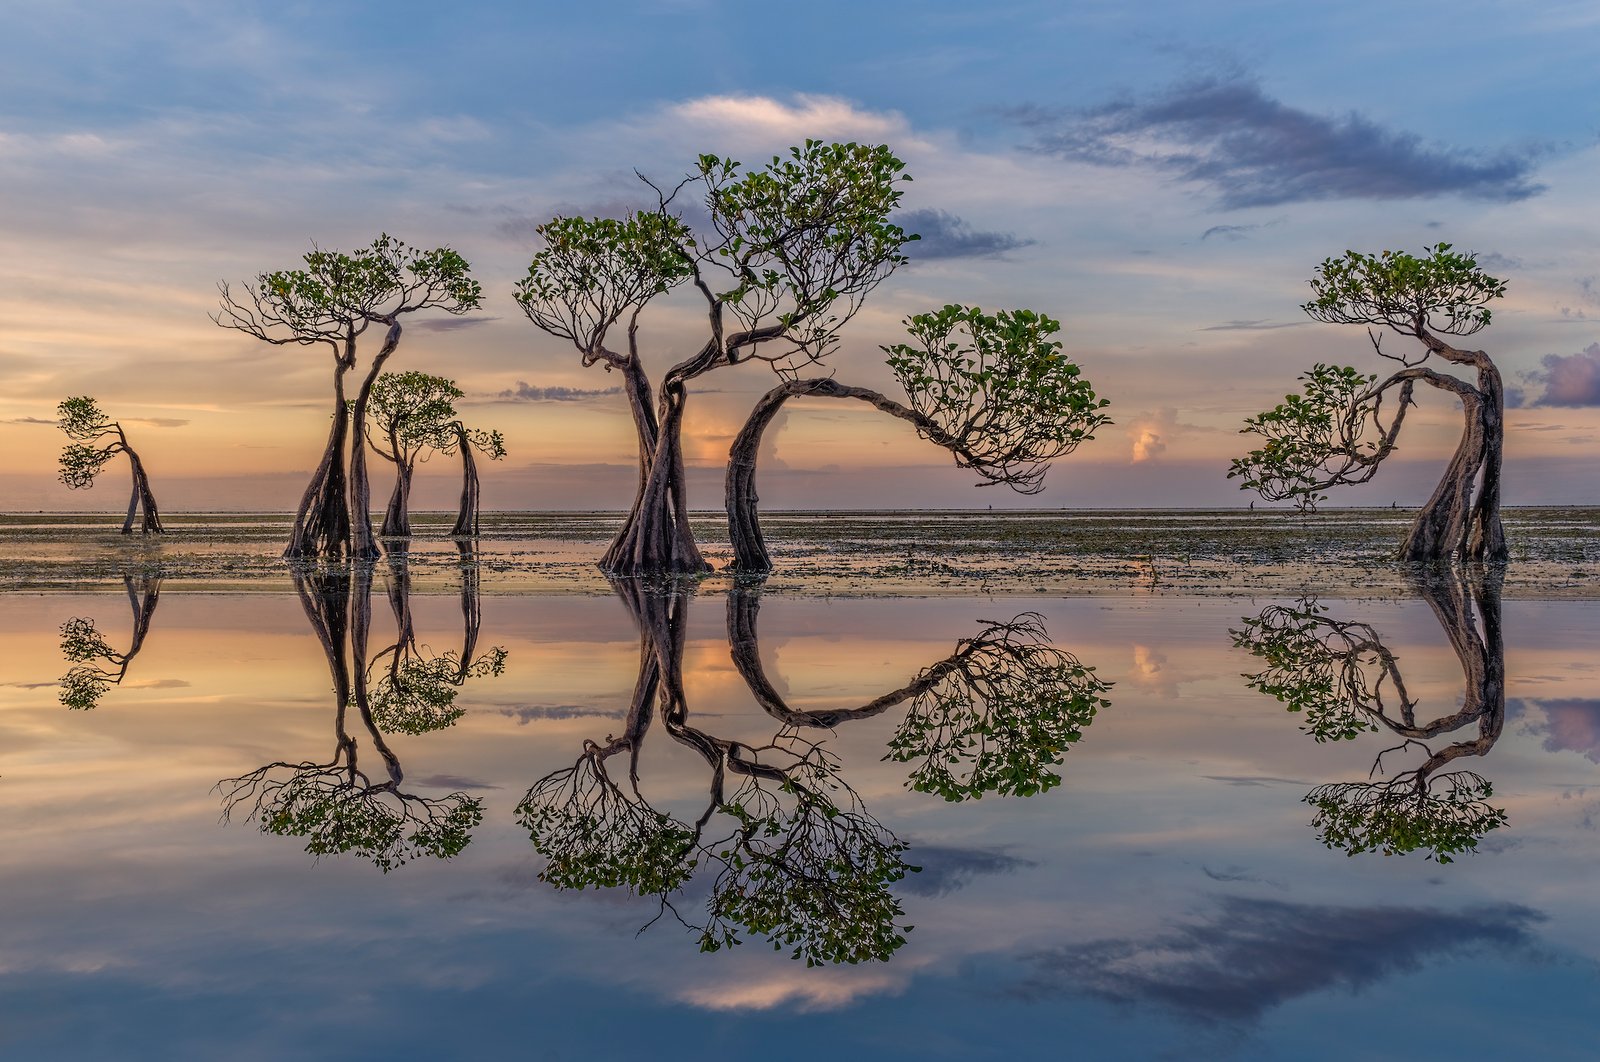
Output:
886,614,1112,800
1231,601,1389,742
256,233,482,335
885,306,1111,493
260,771,483,873
1305,771,1507,863
1303,243,1506,336
513,212,694,353
1228,363,1376,510
368,371,465,458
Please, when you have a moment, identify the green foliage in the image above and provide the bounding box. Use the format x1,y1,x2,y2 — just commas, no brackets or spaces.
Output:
369,646,507,736
1303,243,1507,336
56,396,123,490
885,613,1112,800
699,772,913,967
699,140,913,359
58,617,117,710
257,770,483,872
1231,600,1391,742
885,305,1111,493
443,425,506,461
513,212,694,354
1228,363,1379,511
367,371,464,459
246,233,482,339
1305,772,1507,863
516,752,699,895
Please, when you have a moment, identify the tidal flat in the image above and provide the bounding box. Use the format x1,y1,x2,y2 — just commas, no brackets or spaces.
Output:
1,506,1597,595
1,512,1597,1060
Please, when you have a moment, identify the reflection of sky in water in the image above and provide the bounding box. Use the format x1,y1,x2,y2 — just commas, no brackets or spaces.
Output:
0,590,1597,1059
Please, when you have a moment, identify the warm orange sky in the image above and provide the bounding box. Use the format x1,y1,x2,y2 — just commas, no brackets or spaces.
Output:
3,7,1599,511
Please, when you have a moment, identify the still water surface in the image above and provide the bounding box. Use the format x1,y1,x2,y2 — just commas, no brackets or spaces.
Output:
1,568,1596,1060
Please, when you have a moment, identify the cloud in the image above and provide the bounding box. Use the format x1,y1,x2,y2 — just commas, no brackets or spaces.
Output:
1127,407,1199,463
896,845,1036,897
408,773,500,791
666,94,905,144
496,705,625,724
1528,343,1600,407
1017,896,1545,1024
1511,698,1600,763
2,416,55,425
496,382,625,403
1018,77,1546,208
1200,224,1251,242
1198,319,1304,332
897,208,1035,260
410,316,499,333
125,417,189,428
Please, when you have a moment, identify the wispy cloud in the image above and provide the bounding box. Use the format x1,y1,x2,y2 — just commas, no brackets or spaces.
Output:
410,316,499,333
1198,319,1305,332
897,845,1036,897
496,382,624,403
1017,896,1545,1024
1017,77,1547,208
898,208,1035,260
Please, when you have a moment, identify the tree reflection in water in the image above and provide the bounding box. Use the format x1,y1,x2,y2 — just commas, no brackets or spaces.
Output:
520,583,1108,964
1233,569,1506,862
217,562,489,872
367,545,507,735
728,590,1111,801
58,573,162,710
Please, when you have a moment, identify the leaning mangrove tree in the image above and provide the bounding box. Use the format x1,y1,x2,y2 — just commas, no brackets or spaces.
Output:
56,395,163,534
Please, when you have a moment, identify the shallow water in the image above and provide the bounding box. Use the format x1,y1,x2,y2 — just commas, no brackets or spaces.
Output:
0,561,1596,1060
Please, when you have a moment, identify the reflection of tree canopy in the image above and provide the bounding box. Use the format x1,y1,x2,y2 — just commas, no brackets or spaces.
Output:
1233,570,1506,862
518,583,913,965
219,564,482,871
58,574,162,710
367,548,507,735
729,591,1110,801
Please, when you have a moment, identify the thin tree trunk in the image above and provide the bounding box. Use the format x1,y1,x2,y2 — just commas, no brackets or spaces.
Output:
456,540,480,682
726,378,975,574
114,427,163,535
450,424,481,538
348,320,403,560
381,459,414,539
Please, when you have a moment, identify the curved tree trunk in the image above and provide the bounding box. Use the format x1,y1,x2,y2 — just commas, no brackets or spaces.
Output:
455,540,481,681
285,362,353,559
348,320,403,560
115,431,163,535
450,424,482,538
601,381,708,576
1398,361,1507,565
726,378,975,574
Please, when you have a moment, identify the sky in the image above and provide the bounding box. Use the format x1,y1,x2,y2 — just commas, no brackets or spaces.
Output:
3,0,1600,511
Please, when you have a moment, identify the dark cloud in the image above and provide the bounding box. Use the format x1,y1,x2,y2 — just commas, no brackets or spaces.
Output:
1018,77,1546,208
898,208,1035,260
496,704,624,724
496,382,625,403
2,416,55,425
409,773,500,791
1200,865,1284,889
1510,697,1600,763
1198,320,1305,332
1477,251,1524,273
1200,224,1252,242
1017,896,1545,1024
1528,343,1600,407
897,845,1036,897
411,316,499,333
1203,775,1310,787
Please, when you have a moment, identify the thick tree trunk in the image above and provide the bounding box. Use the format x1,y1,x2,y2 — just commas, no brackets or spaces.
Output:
450,425,481,538
285,365,353,559
600,382,709,576
455,540,480,681
726,378,973,574
1398,362,1507,565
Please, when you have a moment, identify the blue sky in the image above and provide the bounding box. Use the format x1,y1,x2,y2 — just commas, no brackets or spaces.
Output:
3,0,1599,509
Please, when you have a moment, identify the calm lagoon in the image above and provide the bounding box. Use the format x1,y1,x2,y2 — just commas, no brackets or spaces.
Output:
0,551,1596,1059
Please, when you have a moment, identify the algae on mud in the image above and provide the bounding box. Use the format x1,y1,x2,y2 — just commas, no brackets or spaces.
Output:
0,507,1595,596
